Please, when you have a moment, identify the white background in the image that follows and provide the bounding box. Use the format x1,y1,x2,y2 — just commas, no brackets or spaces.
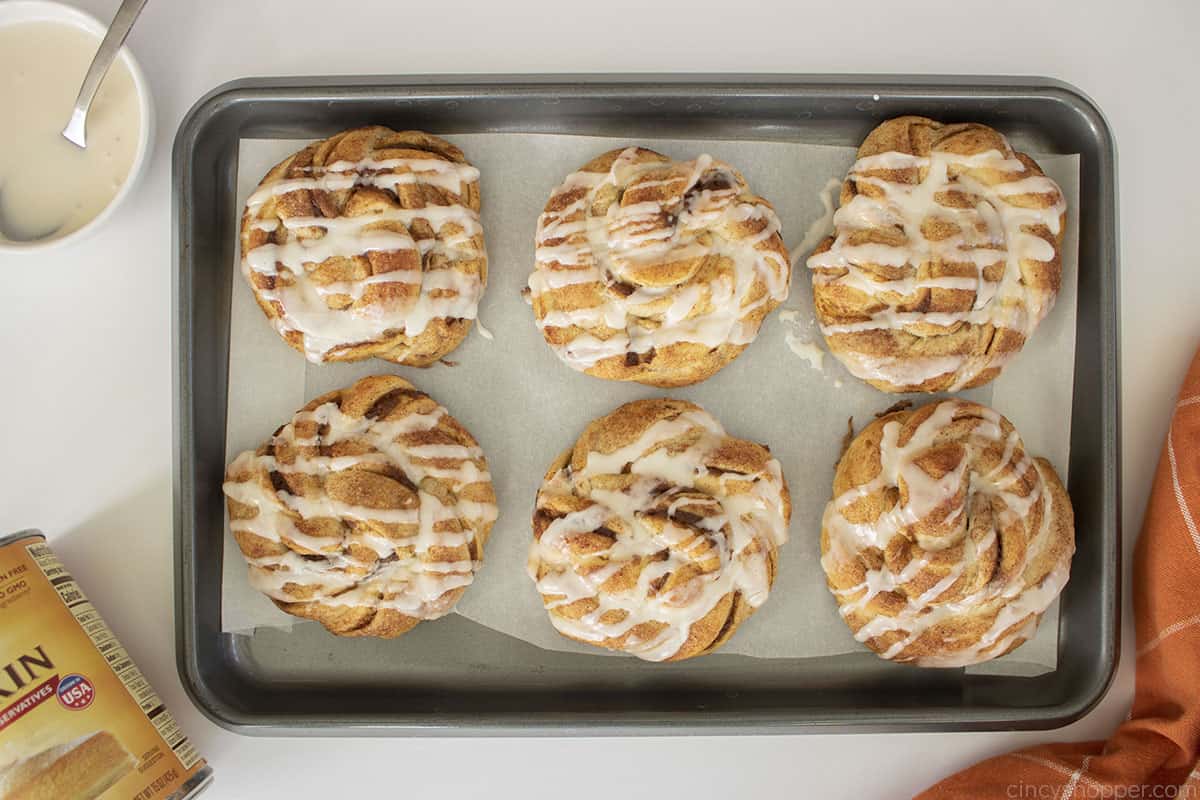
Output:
1,0,1197,797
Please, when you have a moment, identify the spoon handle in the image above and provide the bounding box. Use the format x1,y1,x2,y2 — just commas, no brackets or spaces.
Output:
62,0,149,148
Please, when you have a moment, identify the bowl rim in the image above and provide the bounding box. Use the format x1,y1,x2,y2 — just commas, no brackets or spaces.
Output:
0,0,154,254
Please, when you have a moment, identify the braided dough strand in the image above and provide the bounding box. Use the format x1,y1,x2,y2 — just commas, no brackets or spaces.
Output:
820,400,1074,666
223,375,497,638
530,147,791,387
528,398,791,661
808,117,1066,393
240,127,487,365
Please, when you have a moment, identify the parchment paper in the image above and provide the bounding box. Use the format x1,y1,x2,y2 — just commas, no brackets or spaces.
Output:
220,132,1079,676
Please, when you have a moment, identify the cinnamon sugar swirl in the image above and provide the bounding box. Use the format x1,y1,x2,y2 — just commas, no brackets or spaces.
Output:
821,400,1074,666
528,398,791,661
240,127,487,365
222,375,497,638
808,117,1066,392
529,147,791,387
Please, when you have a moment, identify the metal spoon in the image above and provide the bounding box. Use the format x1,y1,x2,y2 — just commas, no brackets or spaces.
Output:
61,0,149,149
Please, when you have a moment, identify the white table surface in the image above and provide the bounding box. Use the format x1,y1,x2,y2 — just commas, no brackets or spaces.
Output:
2,0,1197,797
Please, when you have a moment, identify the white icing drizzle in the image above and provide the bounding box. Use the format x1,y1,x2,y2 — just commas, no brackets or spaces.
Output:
527,406,789,661
807,139,1065,391
777,306,827,371
223,391,497,622
528,147,790,371
790,177,842,267
785,336,825,370
242,151,487,363
820,400,1072,666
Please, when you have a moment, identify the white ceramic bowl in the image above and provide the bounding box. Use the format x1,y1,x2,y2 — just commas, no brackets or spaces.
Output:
0,0,154,254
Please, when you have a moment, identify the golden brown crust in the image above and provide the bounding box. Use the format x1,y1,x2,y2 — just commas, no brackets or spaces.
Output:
240,126,486,366
808,116,1066,393
0,731,134,800
820,400,1074,666
528,398,791,661
529,147,791,387
223,375,497,638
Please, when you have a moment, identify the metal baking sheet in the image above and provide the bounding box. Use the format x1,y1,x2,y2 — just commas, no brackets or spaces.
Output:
172,75,1120,734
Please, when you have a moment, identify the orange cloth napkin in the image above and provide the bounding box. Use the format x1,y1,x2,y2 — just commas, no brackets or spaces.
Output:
918,349,1200,799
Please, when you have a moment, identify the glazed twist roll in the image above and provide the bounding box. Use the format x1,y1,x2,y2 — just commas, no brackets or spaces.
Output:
528,398,791,661
240,126,487,366
820,400,1074,666
529,147,791,387
222,375,497,638
808,117,1066,392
